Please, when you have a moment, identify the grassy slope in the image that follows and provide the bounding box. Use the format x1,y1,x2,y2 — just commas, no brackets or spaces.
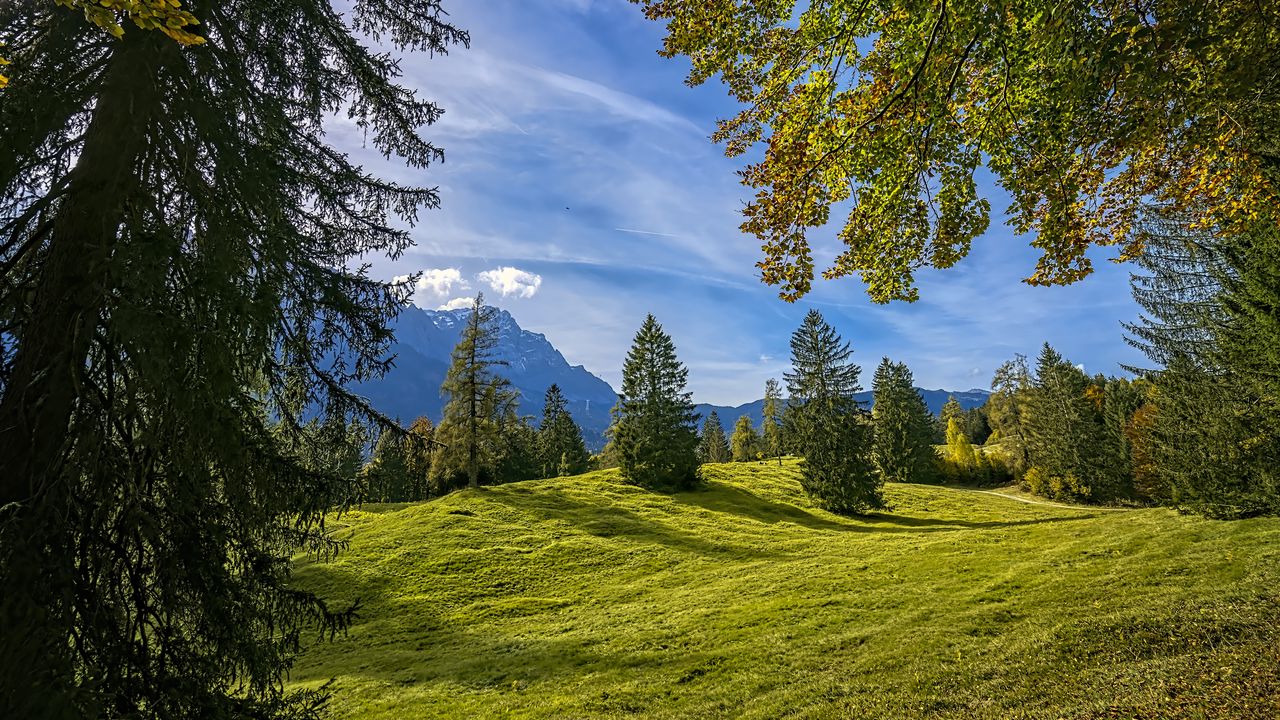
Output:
290,460,1280,719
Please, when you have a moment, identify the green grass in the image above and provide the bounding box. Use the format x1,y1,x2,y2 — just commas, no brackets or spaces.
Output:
290,460,1280,719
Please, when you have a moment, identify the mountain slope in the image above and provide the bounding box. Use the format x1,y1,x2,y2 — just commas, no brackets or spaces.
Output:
289,462,1280,719
354,305,618,446
694,388,990,430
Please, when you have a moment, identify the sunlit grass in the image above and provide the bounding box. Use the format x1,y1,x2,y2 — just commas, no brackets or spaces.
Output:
290,459,1280,718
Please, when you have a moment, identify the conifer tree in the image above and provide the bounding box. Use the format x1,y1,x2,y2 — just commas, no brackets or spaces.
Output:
1021,344,1109,500
987,355,1035,476
0,4,467,712
761,377,785,464
784,309,880,514
433,294,517,490
404,416,437,499
730,414,761,462
870,358,936,484
538,384,590,477
943,416,979,482
612,315,700,490
698,410,732,464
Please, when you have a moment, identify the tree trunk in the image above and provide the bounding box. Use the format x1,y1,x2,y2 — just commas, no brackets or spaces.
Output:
0,32,164,509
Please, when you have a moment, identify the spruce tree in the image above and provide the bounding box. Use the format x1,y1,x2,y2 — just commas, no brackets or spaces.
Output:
612,315,700,490
1021,344,1110,500
730,414,761,462
761,378,785,464
538,384,590,477
698,410,732,464
404,416,437,500
0,3,466,713
870,358,936,484
433,294,518,490
367,425,410,502
784,309,880,514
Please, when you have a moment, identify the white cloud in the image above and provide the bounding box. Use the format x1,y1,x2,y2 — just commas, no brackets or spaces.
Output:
478,266,543,298
437,297,475,311
395,267,470,308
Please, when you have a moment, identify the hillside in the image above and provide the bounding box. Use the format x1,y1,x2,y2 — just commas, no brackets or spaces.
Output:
289,462,1280,719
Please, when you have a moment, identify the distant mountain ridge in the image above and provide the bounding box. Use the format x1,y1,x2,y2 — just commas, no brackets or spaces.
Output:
355,304,990,450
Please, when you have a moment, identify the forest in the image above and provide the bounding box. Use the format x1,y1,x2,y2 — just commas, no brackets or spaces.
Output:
1,0,1278,718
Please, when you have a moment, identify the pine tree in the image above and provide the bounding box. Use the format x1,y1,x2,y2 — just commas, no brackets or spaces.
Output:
730,414,761,462
404,416,437,499
497,415,542,484
1021,344,1110,501
538,384,590,477
433,294,517,490
612,315,700,490
698,410,732,464
0,4,466,712
987,355,1035,476
368,425,410,502
784,309,880,514
870,358,936,484
761,378,784,464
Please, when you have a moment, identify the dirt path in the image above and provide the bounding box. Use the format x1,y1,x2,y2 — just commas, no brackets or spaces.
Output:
962,488,1132,511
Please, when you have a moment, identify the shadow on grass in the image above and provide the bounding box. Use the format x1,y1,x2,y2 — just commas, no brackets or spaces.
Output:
675,482,1098,533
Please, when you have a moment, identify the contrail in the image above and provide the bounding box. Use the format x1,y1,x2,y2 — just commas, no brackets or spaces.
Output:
613,227,682,239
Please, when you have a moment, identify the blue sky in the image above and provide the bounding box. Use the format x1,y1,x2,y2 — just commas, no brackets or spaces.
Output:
333,0,1146,406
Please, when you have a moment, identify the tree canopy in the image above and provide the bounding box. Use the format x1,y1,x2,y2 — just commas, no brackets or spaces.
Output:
635,0,1280,302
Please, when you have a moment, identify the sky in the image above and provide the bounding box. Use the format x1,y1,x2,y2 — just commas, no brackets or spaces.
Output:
331,0,1147,406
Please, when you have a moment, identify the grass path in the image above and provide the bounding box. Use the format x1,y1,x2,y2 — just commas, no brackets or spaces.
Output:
290,461,1280,719
957,486,1134,511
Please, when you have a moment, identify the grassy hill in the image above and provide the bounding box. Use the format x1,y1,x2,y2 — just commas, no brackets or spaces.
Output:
289,461,1280,719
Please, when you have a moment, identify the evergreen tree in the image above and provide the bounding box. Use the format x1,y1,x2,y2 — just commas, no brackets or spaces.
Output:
497,415,543,484
870,358,936,484
433,294,517,490
730,414,761,462
367,425,410,502
538,384,590,477
404,416,436,499
784,310,880,514
937,395,964,443
0,4,467,712
612,315,700,490
987,355,1035,476
1021,344,1110,501
698,410,732,464
761,377,785,464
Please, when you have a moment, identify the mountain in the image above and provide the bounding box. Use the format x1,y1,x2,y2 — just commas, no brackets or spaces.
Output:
353,305,618,448
354,304,991,450
693,388,990,430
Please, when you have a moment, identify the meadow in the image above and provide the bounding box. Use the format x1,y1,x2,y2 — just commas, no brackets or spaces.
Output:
290,460,1280,718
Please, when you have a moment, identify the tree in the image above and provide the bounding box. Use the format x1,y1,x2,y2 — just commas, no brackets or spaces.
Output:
538,384,589,477
942,417,979,483
612,315,700,490
698,410,731,464
730,414,761,462
1020,344,1111,501
784,309,880,513
870,358,936,484
433,294,517,490
938,396,964,442
0,2,467,714
761,377,784,464
404,416,437,499
367,425,410,503
987,355,1035,477
635,0,1280,303
497,415,542,484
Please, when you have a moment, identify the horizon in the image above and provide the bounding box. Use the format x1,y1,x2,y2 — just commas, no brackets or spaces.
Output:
345,1,1146,407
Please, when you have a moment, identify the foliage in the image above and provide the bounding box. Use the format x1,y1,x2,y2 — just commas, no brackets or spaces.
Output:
1020,344,1113,501
635,0,1280,303
366,425,410,503
698,410,732,464
538,384,590,478
870,358,936,484
0,1,467,715
987,355,1035,477
431,294,518,490
760,377,784,464
729,414,760,462
612,315,701,491
403,416,436,499
289,460,1280,719
784,309,880,513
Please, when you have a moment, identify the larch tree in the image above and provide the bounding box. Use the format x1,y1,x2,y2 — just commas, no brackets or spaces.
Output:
433,294,517,490
761,377,784,464
612,315,700,490
730,414,761,462
987,355,1035,476
0,1,467,714
635,0,1280,303
538,383,590,477
943,416,979,482
870,358,936,484
784,309,880,514
698,410,731,464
